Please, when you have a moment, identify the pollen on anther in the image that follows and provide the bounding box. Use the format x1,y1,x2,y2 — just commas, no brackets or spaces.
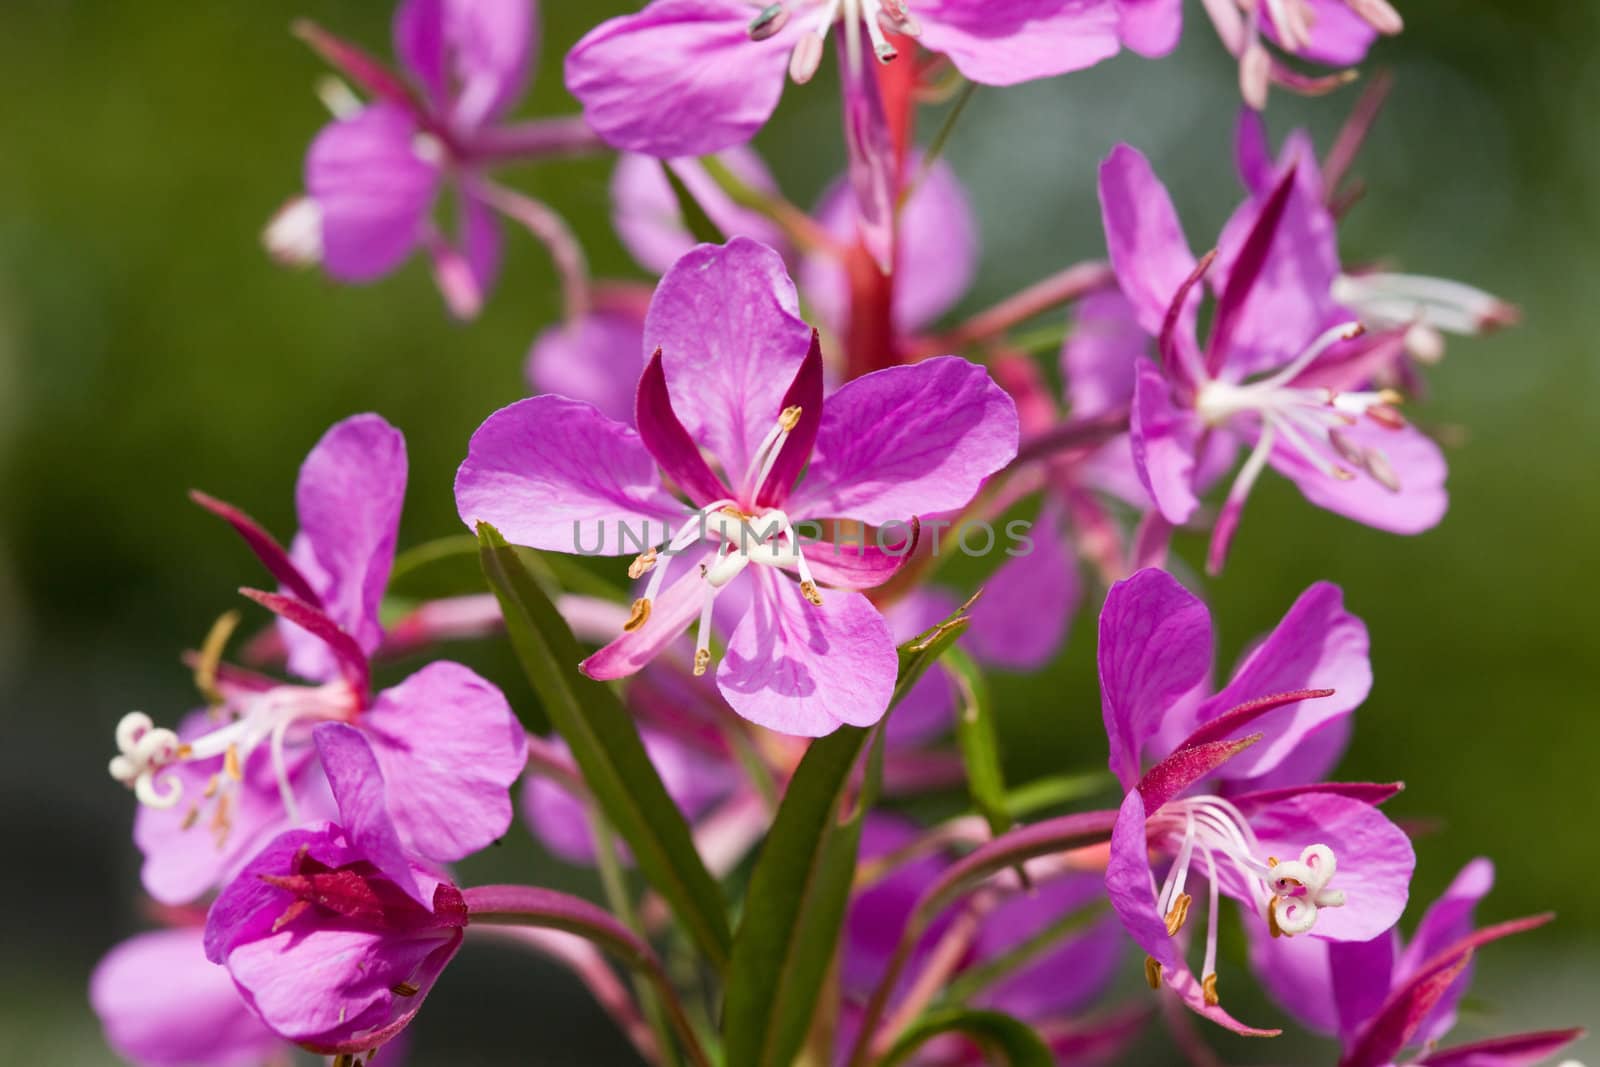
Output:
693,648,712,677
1202,972,1220,1007
628,549,658,581
391,981,420,997
1164,892,1192,937
800,580,823,606
1144,956,1163,990
778,405,802,432
624,598,651,633
224,743,243,782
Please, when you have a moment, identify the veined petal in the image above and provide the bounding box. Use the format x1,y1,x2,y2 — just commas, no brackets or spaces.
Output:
787,356,1019,526
91,928,283,1067
359,661,527,862
645,238,816,483
972,872,1123,1018
717,568,897,735
565,0,794,156
307,104,439,282
793,521,918,592
1244,917,1342,1036
526,308,647,426
224,923,460,1051
1098,144,1199,338
314,723,423,903
916,0,1124,84
285,415,406,678
455,395,688,555
1130,359,1204,525
1097,568,1214,790
1266,421,1448,535
1197,582,1371,784
1232,790,1414,942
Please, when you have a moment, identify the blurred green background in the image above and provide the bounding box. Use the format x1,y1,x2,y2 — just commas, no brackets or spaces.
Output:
1,0,1594,1062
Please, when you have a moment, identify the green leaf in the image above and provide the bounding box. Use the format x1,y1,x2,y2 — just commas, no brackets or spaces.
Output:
1002,770,1117,820
892,594,975,707
662,160,725,246
723,725,870,1067
475,522,732,971
943,646,1013,839
879,1009,1054,1067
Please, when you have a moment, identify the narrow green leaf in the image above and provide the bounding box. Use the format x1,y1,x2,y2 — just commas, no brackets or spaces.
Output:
943,647,1013,839
723,726,869,1067
389,533,481,586
1002,770,1117,820
880,1009,1054,1067
662,161,725,246
475,522,732,971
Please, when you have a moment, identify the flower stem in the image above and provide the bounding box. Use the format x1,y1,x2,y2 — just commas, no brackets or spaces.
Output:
467,116,609,166
909,260,1117,360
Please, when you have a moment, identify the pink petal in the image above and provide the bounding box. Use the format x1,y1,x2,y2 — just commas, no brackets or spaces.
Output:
717,568,898,735
360,661,527,862
455,395,689,555
916,0,1124,84
1266,421,1448,535
284,414,407,678
1233,791,1414,943
564,0,794,156
314,722,424,902
91,928,283,1067
644,238,816,484
1115,0,1184,58
787,356,1018,526
1129,359,1204,524
307,104,439,282
1394,858,1496,1045
582,546,715,680
1262,0,1378,66
1197,582,1371,783
1063,288,1147,416
1098,144,1198,337
1097,568,1213,790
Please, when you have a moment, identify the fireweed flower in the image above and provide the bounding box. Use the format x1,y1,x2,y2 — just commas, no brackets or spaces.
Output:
1248,859,1581,1067
110,414,526,903
90,925,288,1067
266,0,596,319
1138,0,1403,108
1098,144,1448,572
1097,568,1413,1032
1233,109,1519,372
205,723,467,1056
456,238,1018,735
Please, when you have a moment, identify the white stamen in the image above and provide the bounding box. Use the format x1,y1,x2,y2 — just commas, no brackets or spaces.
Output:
315,75,363,119
782,0,911,82
1333,272,1517,341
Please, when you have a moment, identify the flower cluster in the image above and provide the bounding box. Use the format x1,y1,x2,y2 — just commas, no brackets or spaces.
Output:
93,2,1580,1067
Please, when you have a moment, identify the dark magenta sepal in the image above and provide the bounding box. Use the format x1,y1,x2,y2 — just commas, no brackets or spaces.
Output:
190,489,323,608
755,329,824,508
238,588,370,699
1137,734,1262,812
635,347,732,509
1205,164,1299,378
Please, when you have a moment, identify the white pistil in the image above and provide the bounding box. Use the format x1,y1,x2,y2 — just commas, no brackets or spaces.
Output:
1147,796,1346,1005
1333,272,1518,363
262,198,323,268
109,681,356,829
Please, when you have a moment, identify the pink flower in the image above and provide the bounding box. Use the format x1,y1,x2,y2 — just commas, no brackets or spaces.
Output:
111,415,526,904
1095,568,1413,1033
204,724,467,1056
1096,143,1449,573
267,0,596,318
456,238,1018,735
90,925,287,1067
